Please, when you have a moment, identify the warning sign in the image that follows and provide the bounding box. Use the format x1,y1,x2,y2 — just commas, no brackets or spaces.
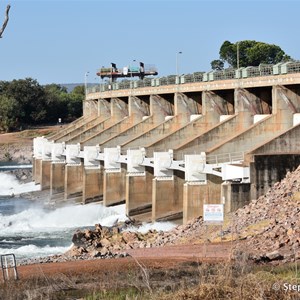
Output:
203,204,224,224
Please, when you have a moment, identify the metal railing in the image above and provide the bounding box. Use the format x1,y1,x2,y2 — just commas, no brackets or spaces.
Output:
206,152,244,165
1,254,18,281
86,61,300,95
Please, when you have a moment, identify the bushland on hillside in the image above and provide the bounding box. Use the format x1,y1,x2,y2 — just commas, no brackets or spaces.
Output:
0,78,84,132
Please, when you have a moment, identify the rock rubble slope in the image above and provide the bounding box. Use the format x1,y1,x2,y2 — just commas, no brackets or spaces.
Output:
230,166,300,263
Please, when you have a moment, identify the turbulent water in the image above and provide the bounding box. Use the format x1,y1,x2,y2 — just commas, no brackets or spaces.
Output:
0,172,40,196
0,172,176,261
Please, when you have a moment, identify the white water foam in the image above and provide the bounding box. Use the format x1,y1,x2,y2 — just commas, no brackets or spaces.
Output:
125,221,177,234
0,203,128,235
0,244,71,258
0,165,32,170
0,173,40,196
0,203,128,258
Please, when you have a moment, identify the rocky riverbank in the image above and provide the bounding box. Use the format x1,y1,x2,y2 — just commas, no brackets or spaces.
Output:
0,130,34,183
0,144,32,165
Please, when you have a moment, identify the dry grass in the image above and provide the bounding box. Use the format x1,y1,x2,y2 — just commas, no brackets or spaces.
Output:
157,262,300,300
1,259,300,300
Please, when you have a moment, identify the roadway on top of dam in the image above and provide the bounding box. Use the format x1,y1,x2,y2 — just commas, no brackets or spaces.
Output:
86,73,300,100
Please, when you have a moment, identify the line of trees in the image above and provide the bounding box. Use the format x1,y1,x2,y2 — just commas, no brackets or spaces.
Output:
211,40,292,70
0,78,84,132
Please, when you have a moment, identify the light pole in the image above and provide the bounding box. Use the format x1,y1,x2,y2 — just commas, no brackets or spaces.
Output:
84,71,89,98
237,42,240,70
100,66,104,93
130,59,136,91
176,51,182,76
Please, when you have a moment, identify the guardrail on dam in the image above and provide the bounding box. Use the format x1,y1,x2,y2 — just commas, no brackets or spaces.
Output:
33,64,300,224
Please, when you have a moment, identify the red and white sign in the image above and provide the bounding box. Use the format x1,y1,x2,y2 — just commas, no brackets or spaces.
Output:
203,204,224,223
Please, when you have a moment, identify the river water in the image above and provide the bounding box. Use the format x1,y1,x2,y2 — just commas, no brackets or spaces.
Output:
0,172,176,262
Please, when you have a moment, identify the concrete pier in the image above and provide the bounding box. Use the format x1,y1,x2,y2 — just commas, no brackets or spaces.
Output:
183,175,223,223
125,167,153,217
50,162,65,199
49,142,66,200
152,171,184,221
40,161,51,190
63,144,83,202
83,167,103,204
82,145,103,204
33,159,42,184
64,164,83,201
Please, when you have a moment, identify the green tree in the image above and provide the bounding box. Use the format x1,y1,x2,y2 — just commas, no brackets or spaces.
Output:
210,59,224,71
0,80,84,132
67,85,84,121
0,95,20,132
44,84,83,123
212,40,292,69
2,78,47,125
44,84,69,123
64,91,83,122
72,85,84,95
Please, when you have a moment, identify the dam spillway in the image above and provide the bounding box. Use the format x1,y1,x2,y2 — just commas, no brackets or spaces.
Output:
33,63,300,224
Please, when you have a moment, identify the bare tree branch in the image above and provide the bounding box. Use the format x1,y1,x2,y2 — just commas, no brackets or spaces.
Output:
0,4,10,38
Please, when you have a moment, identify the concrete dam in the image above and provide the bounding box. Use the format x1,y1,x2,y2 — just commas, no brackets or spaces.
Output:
33,62,300,224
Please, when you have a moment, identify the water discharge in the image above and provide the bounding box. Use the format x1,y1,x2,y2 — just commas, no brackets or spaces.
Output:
0,172,176,260
0,198,128,259
0,172,40,196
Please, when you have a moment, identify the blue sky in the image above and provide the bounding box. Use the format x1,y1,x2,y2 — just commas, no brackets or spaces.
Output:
0,0,299,85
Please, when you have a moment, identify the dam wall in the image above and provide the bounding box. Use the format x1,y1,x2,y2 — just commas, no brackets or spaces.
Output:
33,69,300,224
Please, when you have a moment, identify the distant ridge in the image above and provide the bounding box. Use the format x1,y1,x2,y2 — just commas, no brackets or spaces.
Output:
59,83,84,93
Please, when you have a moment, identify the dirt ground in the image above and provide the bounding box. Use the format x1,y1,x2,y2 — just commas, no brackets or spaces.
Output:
16,242,232,280
0,243,234,300
0,125,64,164
0,126,62,145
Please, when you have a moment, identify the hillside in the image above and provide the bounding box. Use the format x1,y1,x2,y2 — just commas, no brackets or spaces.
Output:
59,83,84,92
